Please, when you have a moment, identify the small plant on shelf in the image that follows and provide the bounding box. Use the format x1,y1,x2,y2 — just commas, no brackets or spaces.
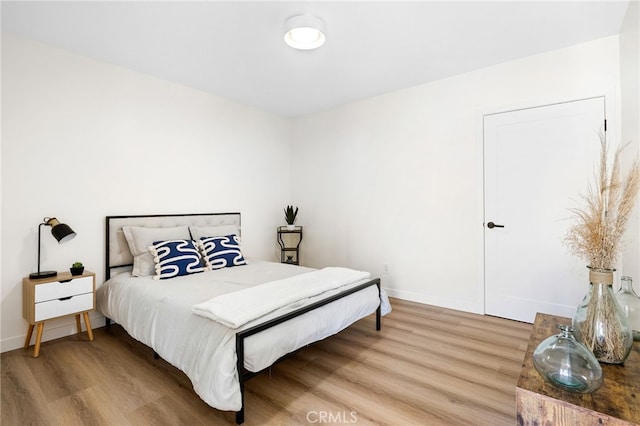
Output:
284,205,298,229
70,261,84,276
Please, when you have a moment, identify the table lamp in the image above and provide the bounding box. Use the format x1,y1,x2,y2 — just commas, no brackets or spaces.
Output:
30,217,76,279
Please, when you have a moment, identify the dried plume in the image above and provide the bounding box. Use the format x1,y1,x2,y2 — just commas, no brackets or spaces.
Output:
565,134,639,363
565,133,640,270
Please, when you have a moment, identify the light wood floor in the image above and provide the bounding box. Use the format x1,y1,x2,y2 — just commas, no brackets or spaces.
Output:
2,298,532,425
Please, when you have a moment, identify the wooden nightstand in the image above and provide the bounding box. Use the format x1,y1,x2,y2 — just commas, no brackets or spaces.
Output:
23,270,95,357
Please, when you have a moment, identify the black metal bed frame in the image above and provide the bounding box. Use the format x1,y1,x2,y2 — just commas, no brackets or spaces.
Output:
103,213,382,425
234,278,381,424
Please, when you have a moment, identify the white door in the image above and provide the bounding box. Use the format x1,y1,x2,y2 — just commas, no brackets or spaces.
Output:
484,97,605,323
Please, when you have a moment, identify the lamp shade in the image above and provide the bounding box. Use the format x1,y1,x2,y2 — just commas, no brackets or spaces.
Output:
48,218,76,243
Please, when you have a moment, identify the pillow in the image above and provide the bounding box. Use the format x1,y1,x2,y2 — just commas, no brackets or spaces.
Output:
122,226,191,276
199,234,247,270
149,239,205,280
189,224,240,241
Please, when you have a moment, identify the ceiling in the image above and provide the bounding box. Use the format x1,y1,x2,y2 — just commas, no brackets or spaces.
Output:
1,1,630,117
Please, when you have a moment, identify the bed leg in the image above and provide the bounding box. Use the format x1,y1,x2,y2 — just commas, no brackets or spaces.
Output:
105,317,111,327
236,406,244,424
153,351,159,360
236,362,245,424
376,280,382,331
236,332,246,424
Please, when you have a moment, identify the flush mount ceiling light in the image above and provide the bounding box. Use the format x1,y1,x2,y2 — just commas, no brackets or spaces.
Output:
284,15,326,50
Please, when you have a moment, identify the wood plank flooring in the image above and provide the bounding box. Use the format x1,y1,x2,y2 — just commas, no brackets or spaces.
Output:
2,298,532,425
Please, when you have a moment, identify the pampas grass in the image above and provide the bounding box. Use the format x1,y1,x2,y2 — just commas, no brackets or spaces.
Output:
566,133,639,363
565,134,640,269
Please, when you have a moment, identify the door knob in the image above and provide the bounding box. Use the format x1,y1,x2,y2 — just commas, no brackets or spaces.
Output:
487,221,504,229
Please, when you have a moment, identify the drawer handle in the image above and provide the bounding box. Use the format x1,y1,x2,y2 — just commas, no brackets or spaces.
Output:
59,279,72,283
58,296,72,301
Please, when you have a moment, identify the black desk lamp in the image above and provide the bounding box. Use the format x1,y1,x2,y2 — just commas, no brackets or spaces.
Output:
30,217,76,279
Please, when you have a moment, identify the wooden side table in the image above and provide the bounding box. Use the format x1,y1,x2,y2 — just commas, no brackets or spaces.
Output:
23,271,96,357
516,312,639,425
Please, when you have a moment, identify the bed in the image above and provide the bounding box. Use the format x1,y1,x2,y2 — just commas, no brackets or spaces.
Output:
96,212,390,424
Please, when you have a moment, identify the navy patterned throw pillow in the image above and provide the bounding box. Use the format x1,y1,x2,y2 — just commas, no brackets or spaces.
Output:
199,234,247,270
149,239,205,280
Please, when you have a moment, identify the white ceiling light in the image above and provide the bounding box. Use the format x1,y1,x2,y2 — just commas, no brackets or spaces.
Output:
284,15,326,50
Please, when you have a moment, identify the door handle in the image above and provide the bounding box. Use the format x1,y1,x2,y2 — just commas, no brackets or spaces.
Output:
487,221,504,229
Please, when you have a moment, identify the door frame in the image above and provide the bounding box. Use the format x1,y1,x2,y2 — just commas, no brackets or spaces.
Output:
475,88,620,317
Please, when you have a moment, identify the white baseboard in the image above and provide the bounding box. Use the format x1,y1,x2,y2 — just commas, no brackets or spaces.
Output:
385,287,484,315
1,311,105,353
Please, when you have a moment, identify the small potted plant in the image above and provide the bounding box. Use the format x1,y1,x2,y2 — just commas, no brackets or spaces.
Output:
284,205,298,230
70,261,84,276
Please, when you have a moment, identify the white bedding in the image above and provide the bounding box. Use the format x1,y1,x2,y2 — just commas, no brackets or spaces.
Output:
192,267,371,328
96,260,390,412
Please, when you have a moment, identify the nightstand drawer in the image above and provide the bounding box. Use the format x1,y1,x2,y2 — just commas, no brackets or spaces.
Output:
35,276,93,303
34,292,94,322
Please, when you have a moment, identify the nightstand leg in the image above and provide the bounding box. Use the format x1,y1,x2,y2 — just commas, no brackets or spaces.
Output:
75,314,82,333
83,312,93,341
24,324,34,349
33,323,44,358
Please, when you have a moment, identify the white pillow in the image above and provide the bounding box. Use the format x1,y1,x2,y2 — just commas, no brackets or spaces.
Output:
189,224,240,241
122,225,191,276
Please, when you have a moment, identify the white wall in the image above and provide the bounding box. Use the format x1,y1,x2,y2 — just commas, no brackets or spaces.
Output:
2,28,634,352
291,36,622,313
1,33,292,351
620,0,640,282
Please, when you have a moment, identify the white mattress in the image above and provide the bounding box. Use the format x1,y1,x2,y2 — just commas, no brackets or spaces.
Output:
96,260,389,412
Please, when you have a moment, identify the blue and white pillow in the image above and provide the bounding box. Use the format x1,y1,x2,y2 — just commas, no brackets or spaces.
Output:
149,239,205,280
199,234,247,270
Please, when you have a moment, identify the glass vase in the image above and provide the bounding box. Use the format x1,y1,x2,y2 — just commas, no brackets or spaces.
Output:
573,267,633,364
616,276,640,341
533,325,603,393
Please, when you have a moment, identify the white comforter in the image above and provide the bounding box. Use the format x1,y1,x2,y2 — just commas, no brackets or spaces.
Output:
97,260,390,412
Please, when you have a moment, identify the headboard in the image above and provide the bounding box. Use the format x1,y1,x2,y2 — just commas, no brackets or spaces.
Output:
105,212,241,280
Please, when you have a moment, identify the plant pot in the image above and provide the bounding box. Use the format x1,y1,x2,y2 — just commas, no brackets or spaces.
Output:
286,224,296,231
70,267,84,276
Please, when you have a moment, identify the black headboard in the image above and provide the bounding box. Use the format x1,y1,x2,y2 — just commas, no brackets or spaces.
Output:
105,212,241,280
